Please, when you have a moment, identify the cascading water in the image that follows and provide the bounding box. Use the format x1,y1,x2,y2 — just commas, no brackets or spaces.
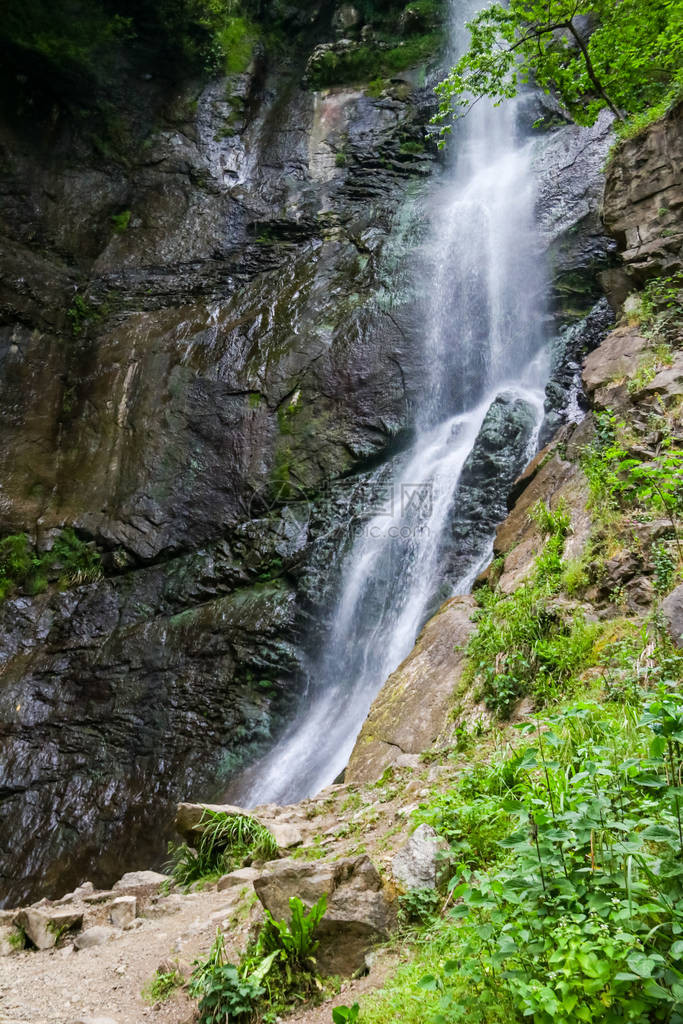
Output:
234,0,552,806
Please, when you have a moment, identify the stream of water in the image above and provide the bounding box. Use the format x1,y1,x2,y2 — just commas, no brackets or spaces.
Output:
236,1,551,806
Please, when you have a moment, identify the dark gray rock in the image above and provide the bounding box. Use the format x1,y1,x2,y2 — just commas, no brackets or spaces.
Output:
533,108,616,316
539,297,615,445
441,392,539,585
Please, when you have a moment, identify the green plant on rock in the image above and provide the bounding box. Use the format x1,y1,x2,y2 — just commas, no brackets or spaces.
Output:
653,540,678,594
639,272,683,343
258,893,327,973
581,411,683,561
110,209,131,232
0,534,35,600
49,528,103,587
166,809,278,888
0,528,100,602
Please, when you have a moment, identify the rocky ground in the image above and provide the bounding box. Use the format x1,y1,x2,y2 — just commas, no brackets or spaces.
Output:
0,765,460,1024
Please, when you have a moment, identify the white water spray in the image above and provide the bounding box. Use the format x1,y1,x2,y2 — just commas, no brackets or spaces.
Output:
233,2,551,806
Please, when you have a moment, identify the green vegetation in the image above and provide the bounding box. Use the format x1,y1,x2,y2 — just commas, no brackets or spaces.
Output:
141,968,184,1004
581,410,683,553
110,209,131,232
365,636,683,1023
7,927,26,951
165,809,278,888
465,501,600,717
434,0,683,136
0,529,102,602
0,0,260,87
398,887,442,927
190,894,327,1022
309,31,445,89
333,1005,360,1024
66,293,102,337
638,272,683,344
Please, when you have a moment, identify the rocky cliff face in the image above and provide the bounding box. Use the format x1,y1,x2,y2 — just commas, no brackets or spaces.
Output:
0,10,617,904
603,101,683,285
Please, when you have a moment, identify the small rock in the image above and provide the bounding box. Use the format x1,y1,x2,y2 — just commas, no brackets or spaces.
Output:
109,896,136,929
83,891,117,905
123,918,144,931
113,871,169,893
217,867,261,891
58,882,95,904
268,821,303,848
391,824,450,891
74,926,119,950
15,907,83,951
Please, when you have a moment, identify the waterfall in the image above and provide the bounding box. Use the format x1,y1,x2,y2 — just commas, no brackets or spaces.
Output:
233,2,551,806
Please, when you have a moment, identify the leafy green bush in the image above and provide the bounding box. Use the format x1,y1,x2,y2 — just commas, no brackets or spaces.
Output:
166,809,278,888
398,887,442,927
367,642,683,1024
190,931,266,1023
434,0,682,132
431,691,683,1022
0,529,101,601
581,410,683,561
190,895,328,1022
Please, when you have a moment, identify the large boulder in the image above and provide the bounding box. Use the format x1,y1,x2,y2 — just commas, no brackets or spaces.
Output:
346,596,476,783
391,824,450,891
14,906,83,950
253,855,396,976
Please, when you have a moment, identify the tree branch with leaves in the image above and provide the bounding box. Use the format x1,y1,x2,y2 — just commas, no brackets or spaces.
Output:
434,0,683,133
